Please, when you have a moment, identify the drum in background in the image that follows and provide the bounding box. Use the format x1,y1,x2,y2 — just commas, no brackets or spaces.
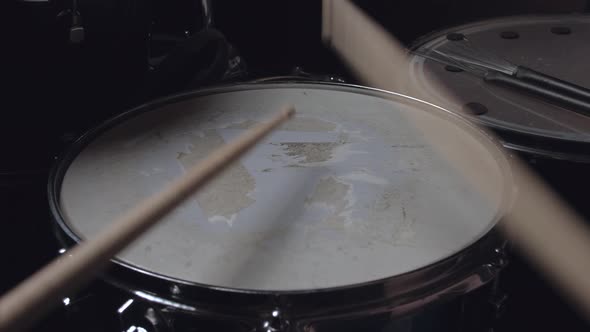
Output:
409,15,590,332
49,83,513,332
409,15,590,219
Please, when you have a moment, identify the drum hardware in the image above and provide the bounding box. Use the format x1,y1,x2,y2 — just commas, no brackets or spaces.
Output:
177,1,249,84
142,27,231,100
259,308,288,332
250,67,346,83
56,0,84,44
222,44,248,82
143,0,233,99
487,283,508,322
60,258,506,332
124,0,235,105
55,281,135,332
291,67,346,84
484,247,509,324
147,0,218,68
118,298,170,332
482,263,509,331
68,0,84,44
200,0,213,30
501,141,590,163
453,280,508,332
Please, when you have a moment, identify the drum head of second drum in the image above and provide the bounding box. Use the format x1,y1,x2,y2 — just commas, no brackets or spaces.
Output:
410,15,590,149
57,84,510,291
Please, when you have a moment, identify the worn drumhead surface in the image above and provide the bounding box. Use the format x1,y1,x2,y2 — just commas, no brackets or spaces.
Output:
58,84,508,291
411,15,590,143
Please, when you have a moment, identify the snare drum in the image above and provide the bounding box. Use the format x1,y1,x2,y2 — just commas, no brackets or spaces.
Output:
50,83,513,332
409,15,590,218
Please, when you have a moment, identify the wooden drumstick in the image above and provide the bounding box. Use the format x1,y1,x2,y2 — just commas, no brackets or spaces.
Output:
0,107,295,332
322,0,590,320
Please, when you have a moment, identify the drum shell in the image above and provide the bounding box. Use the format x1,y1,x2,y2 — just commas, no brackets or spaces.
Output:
55,277,504,332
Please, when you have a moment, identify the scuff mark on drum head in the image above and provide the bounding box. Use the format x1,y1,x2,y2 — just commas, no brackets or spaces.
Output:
209,214,238,227
280,142,339,163
305,176,356,226
306,176,350,213
177,130,255,226
338,171,388,185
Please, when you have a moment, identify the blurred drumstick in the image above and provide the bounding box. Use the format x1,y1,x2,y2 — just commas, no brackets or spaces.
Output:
0,107,295,332
322,0,590,320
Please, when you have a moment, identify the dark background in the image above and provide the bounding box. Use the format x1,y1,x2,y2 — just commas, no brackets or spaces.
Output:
2,0,590,331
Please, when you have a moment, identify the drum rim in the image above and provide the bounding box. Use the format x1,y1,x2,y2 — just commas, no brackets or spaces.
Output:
408,14,590,161
48,81,513,318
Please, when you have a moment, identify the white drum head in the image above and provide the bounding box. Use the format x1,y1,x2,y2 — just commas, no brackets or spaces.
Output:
58,84,509,291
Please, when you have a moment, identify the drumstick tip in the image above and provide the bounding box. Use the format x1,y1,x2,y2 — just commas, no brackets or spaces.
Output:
283,106,296,118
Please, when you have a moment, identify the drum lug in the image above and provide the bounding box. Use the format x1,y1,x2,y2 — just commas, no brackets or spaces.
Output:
59,288,119,331
488,291,508,321
486,247,509,271
485,267,509,330
467,246,508,331
118,298,171,332
291,66,347,83
58,248,67,255
258,308,290,332
61,293,91,317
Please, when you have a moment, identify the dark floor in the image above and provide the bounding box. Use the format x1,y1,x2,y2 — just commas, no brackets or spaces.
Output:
3,0,590,331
